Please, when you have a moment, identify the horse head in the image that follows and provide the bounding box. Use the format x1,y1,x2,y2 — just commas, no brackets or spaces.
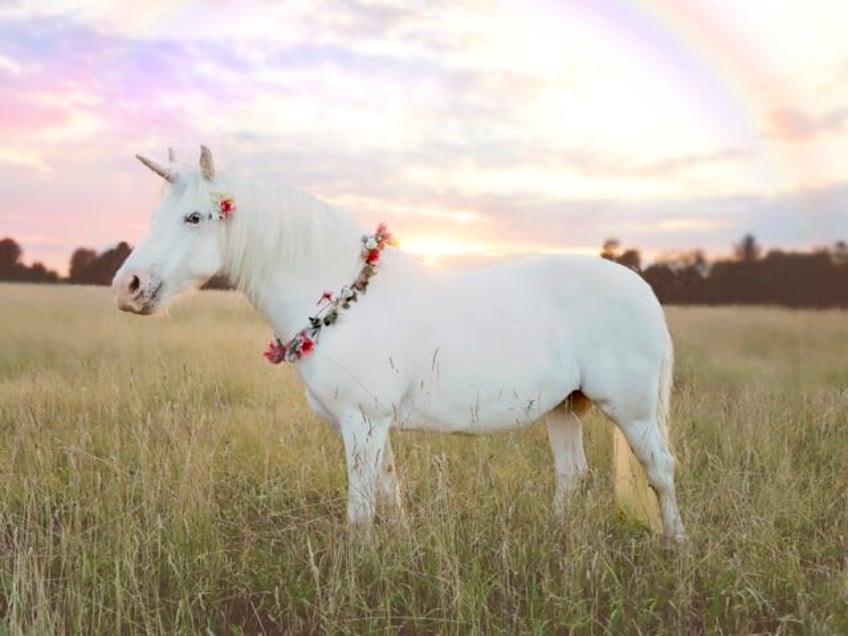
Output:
113,146,229,314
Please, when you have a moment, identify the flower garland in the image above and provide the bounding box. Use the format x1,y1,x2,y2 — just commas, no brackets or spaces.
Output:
263,223,396,364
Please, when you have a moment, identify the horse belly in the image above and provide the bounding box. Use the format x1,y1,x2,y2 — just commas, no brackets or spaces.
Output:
400,398,560,433
398,360,575,434
392,285,579,433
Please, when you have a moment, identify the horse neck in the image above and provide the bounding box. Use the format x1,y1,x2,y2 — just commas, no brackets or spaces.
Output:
220,181,374,339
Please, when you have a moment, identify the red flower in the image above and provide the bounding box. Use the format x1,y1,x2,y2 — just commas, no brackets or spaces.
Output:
366,249,381,264
217,195,236,219
263,340,286,364
299,333,315,355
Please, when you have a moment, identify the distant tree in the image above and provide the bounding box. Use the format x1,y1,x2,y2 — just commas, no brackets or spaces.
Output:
832,240,848,265
617,248,641,271
644,249,710,304
663,249,709,277
67,242,131,285
27,262,59,284
599,238,640,271
734,233,761,262
600,238,620,261
69,248,97,282
642,263,675,303
0,237,58,282
0,237,22,267
93,242,131,285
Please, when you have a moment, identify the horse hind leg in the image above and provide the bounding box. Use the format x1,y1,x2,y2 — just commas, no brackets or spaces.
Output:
603,406,687,542
545,391,592,513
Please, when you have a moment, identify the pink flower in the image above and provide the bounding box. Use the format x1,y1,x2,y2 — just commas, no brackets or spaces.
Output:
317,290,334,305
263,340,286,364
376,222,393,244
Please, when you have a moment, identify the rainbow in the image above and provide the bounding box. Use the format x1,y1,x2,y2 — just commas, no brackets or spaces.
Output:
549,0,827,240
572,0,784,177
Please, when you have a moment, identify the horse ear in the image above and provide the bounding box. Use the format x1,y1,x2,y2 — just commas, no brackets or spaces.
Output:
136,153,175,182
199,145,215,180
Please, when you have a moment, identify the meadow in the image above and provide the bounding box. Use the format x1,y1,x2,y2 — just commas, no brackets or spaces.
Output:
1,283,846,634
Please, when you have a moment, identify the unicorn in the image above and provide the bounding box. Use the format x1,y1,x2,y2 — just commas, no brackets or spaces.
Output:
113,146,687,542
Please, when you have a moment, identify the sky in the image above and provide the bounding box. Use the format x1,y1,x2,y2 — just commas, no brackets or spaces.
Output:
1,0,847,274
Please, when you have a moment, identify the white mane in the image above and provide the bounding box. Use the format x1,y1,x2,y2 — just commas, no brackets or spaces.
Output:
216,173,366,297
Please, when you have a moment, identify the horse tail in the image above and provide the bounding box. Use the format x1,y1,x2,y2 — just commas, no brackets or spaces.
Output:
656,329,674,448
613,328,673,532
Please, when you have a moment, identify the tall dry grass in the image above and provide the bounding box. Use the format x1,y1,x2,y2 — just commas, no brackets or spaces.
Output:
1,284,846,634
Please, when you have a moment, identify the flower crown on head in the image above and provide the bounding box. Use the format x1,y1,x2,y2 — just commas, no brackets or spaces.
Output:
212,192,236,220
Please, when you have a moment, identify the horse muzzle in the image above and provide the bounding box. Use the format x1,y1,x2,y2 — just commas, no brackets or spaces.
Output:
112,269,163,315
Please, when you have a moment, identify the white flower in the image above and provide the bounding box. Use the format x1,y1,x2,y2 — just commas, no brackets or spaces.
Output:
365,237,378,250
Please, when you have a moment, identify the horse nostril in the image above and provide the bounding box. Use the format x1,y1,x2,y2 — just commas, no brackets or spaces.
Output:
128,275,140,293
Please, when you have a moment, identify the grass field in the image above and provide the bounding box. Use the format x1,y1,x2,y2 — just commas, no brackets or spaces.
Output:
1,283,847,634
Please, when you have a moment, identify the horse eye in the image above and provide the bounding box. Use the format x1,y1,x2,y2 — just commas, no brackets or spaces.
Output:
184,211,202,225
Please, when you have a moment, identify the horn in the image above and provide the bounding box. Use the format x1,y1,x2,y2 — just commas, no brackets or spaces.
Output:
199,145,215,180
168,147,176,162
135,154,175,182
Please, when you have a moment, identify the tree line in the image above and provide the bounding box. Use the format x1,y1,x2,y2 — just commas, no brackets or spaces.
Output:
2,234,847,307
0,238,132,285
602,234,848,308
0,238,230,289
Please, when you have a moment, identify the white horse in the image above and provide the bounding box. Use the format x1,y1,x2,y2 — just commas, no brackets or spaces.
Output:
113,146,687,542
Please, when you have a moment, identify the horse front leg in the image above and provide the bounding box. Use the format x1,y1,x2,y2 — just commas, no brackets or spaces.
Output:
338,411,392,529
376,435,406,523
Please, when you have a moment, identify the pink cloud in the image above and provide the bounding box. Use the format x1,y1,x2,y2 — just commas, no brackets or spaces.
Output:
769,105,848,140
0,99,69,136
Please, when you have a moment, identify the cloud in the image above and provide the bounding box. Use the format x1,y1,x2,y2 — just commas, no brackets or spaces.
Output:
376,180,848,259
0,7,732,199
768,105,848,140
0,51,22,73
630,148,754,177
0,13,257,160
506,146,753,180
3,1,847,274
301,0,421,38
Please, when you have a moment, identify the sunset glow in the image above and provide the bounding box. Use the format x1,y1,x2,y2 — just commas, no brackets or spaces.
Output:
1,0,846,274
401,239,492,267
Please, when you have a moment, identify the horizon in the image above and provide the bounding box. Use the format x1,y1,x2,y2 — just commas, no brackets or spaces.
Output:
3,228,843,280
2,1,847,276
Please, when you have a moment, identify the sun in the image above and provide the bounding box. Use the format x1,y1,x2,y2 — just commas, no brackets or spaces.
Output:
400,236,606,267
400,238,492,266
